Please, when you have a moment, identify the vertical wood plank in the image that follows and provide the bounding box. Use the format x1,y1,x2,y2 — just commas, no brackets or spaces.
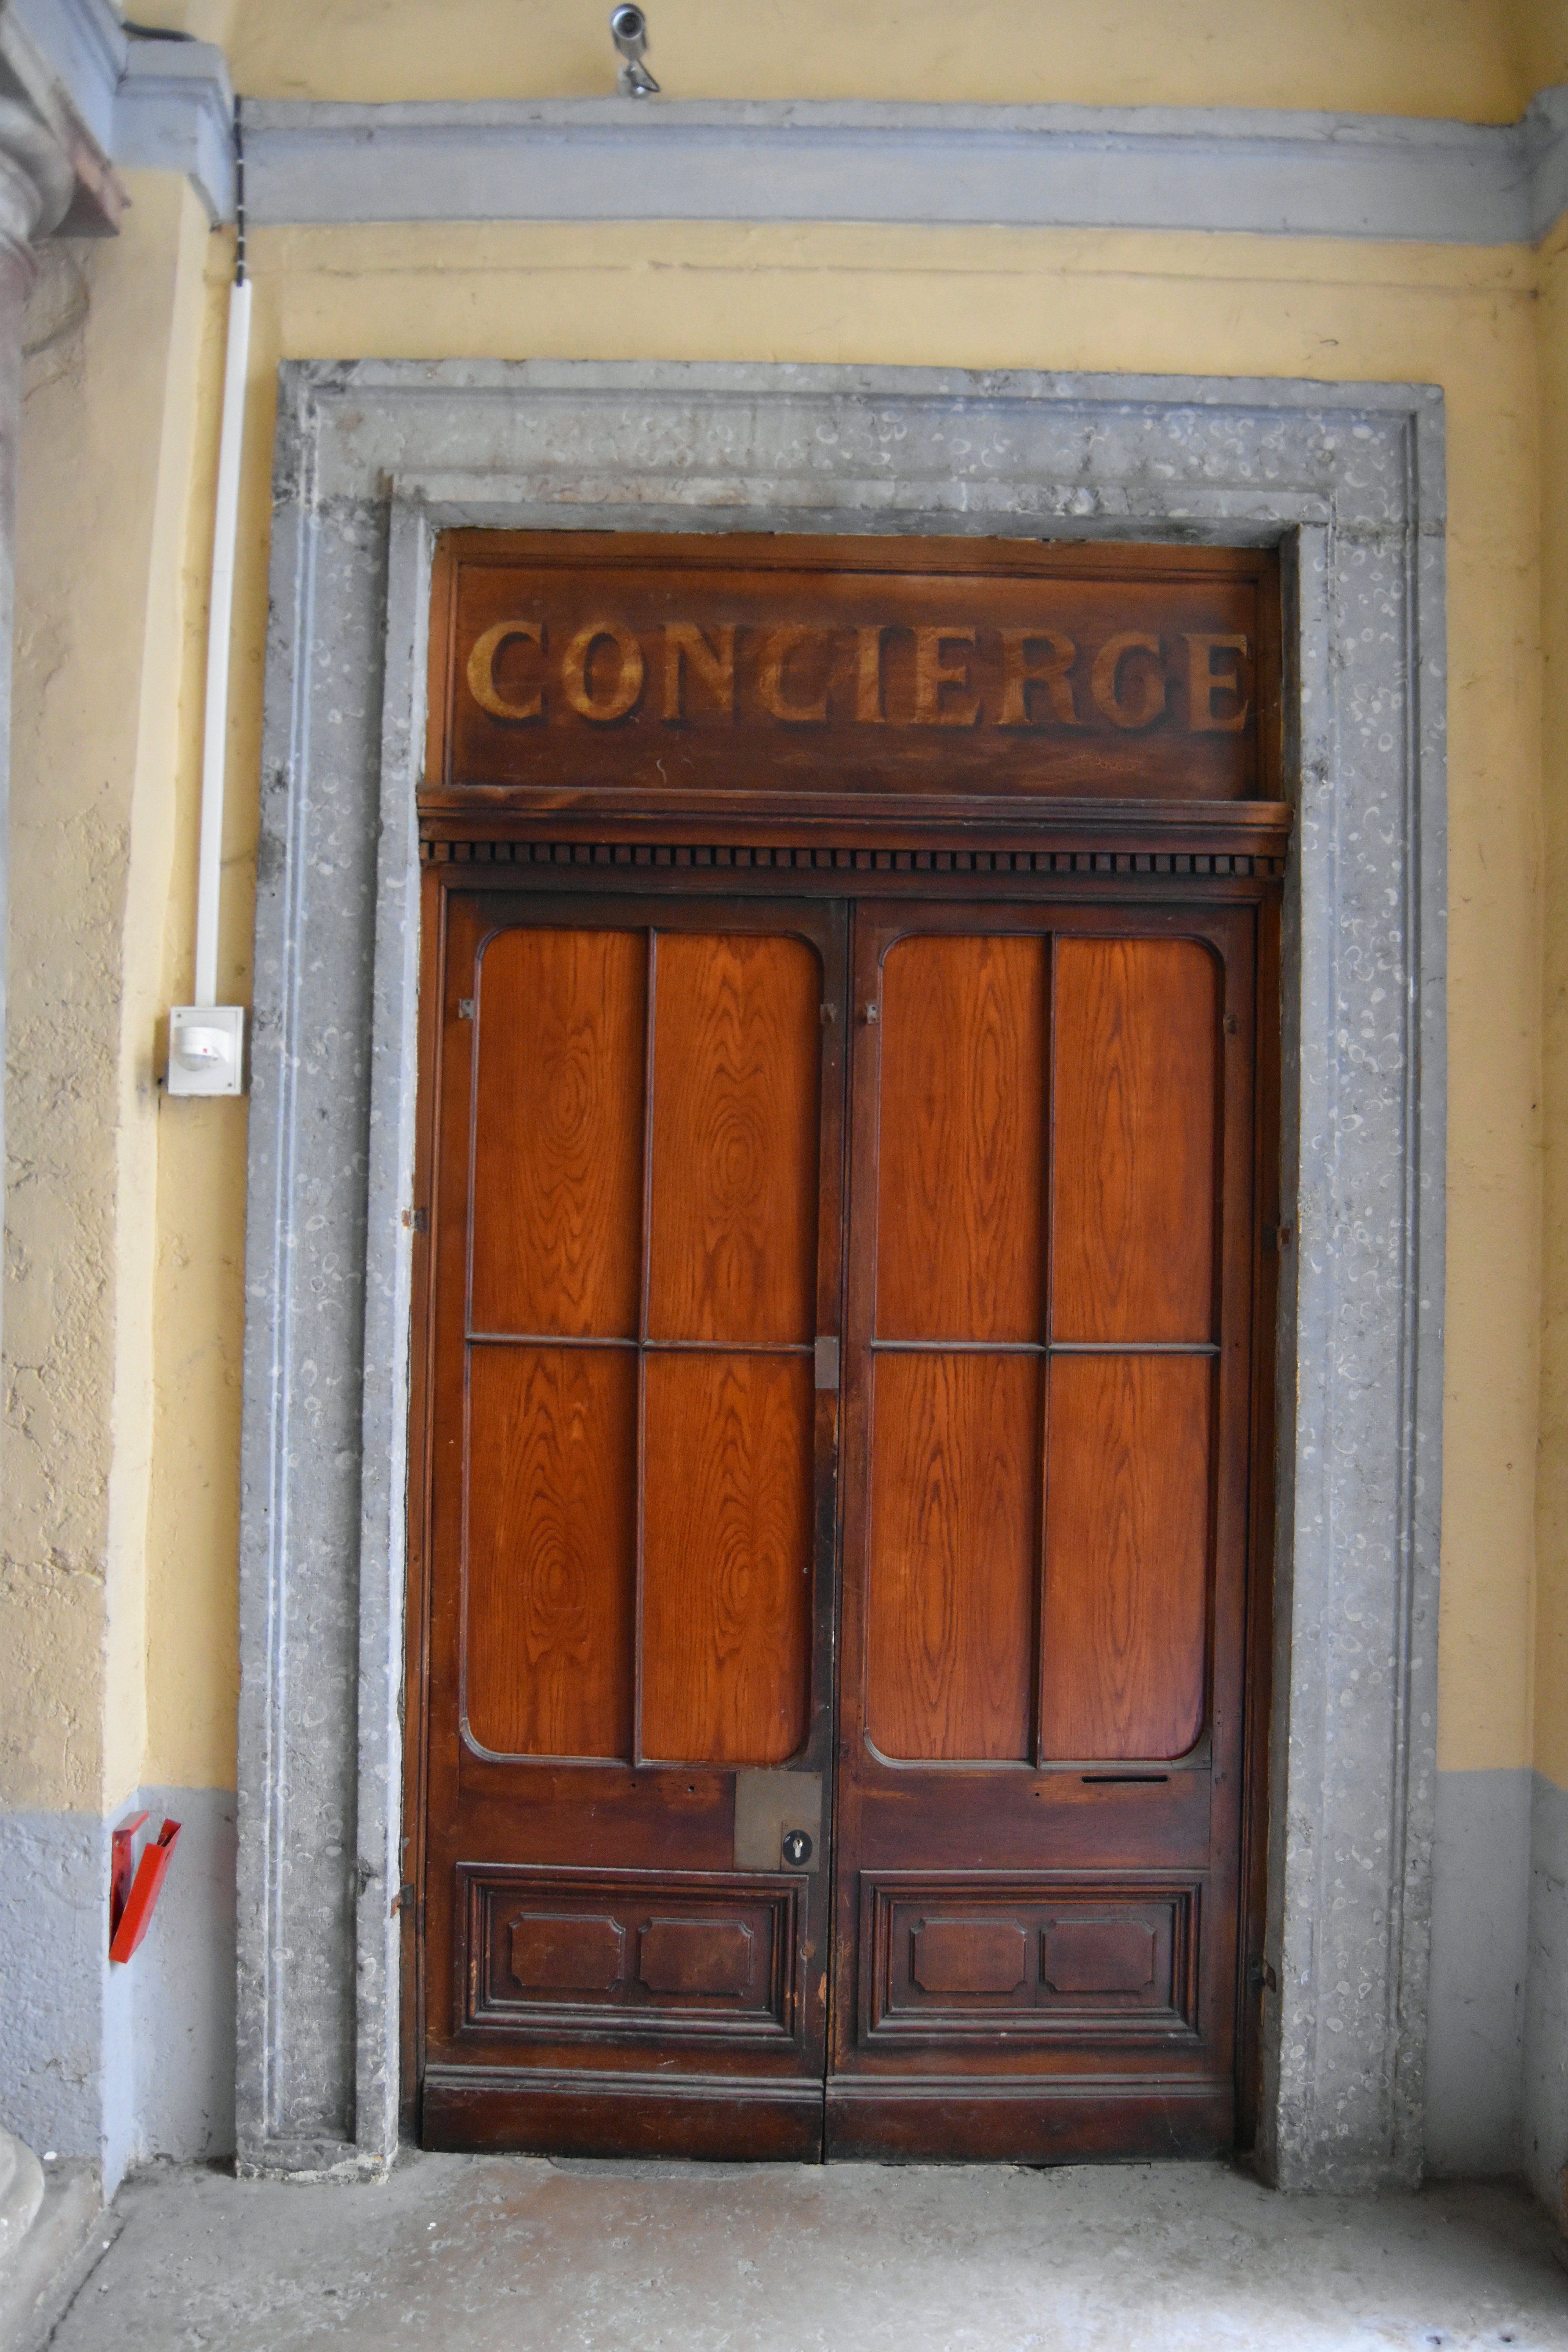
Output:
470,927,646,1337
876,934,1048,1343
464,1344,637,1757
1051,937,1218,1343
1041,1353,1211,1761
641,1353,813,1764
648,933,819,1344
866,1352,1038,1761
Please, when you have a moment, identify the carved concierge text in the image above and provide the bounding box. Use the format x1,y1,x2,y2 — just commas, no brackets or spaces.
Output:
465,619,1252,735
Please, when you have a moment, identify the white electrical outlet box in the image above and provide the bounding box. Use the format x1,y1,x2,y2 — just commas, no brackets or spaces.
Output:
167,1005,246,1097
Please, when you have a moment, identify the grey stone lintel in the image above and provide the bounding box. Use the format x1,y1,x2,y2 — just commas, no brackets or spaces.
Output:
242,89,1568,244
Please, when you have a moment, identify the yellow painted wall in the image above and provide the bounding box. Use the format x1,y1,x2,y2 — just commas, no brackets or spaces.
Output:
6,172,212,1814
1534,218,1568,1791
9,1,1562,1822
121,216,1544,1795
132,0,1545,120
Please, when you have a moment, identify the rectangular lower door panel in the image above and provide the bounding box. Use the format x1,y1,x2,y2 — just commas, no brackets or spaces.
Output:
860,1874,1201,2043
459,1867,803,2039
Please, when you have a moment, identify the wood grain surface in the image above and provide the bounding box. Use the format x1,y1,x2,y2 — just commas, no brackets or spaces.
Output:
464,1343,637,1757
470,926,645,1337
649,932,819,1345
1051,937,1218,1344
876,934,1047,1343
1040,1352,1211,1761
430,532,1272,807
866,1351,1038,1761
641,1351,813,1764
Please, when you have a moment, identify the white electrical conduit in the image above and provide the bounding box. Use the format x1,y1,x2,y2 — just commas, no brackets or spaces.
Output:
193,272,252,1011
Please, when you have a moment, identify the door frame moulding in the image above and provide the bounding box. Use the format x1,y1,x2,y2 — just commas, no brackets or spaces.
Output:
236,358,1445,2190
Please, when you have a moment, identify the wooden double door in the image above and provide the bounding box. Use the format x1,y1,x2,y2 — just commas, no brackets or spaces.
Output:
413,880,1268,2161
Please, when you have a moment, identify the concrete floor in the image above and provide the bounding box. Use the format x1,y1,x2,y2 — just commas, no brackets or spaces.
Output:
29,2153,1568,2352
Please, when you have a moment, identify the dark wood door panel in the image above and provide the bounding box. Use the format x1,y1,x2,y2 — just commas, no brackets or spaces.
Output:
419,892,847,2147
822,2077,1233,2163
468,924,646,1338
423,2069,827,2160
411,873,1271,2165
1040,1353,1213,1763
865,1350,1040,1763
463,1344,637,1760
641,1351,813,1766
875,931,1049,1342
860,1873,1203,2047
458,1867,805,2043
829,897,1257,2159
1051,935,1220,1344
648,931,820,1344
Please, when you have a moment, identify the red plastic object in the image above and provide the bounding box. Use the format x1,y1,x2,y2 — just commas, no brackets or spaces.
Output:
109,1818,181,1964
109,1810,149,1945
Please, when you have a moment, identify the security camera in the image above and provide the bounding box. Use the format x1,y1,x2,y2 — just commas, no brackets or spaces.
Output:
610,4,659,96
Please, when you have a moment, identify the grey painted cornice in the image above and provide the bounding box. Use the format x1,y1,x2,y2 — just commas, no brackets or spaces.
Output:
13,0,1568,248
14,0,232,223
241,90,1568,246
114,38,232,222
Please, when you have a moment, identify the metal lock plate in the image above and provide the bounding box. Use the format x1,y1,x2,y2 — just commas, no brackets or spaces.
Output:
733,1769,824,1873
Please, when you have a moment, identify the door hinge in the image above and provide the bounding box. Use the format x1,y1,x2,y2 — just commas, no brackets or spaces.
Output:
1246,1956,1278,1994
402,1207,428,1233
1264,1221,1294,1253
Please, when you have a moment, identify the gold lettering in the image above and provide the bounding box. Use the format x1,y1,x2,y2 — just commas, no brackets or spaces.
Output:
1090,632,1166,730
912,627,980,727
996,629,1082,728
855,626,887,724
466,620,544,720
1183,632,1250,733
758,628,829,723
561,623,645,722
662,622,735,721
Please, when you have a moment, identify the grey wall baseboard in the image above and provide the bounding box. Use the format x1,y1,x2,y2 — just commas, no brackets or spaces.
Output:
0,1808,114,2174
0,1789,236,2191
1524,1773,1568,2220
1426,1768,1531,2177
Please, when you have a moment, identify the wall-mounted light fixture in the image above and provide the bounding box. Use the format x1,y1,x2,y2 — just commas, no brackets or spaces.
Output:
610,5,659,96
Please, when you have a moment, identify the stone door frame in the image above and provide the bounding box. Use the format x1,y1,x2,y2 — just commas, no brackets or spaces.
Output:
236,360,1445,2189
